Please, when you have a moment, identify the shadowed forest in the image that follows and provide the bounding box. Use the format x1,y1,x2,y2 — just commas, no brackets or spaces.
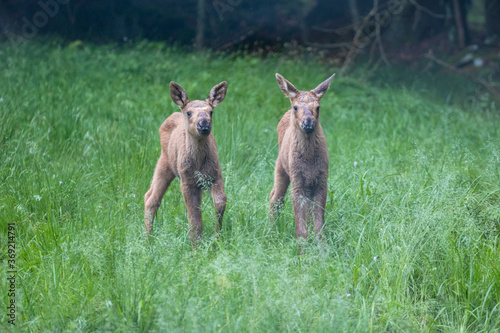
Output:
2,1,500,99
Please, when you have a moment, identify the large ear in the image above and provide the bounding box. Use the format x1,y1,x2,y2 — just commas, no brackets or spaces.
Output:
312,73,335,99
207,81,228,107
170,81,190,108
275,73,299,99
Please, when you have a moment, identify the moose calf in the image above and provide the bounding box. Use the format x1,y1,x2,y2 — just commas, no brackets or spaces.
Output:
269,73,335,240
144,81,228,246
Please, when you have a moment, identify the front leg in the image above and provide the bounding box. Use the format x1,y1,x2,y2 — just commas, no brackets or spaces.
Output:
211,180,227,235
181,180,203,246
291,185,313,240
312,185,328,240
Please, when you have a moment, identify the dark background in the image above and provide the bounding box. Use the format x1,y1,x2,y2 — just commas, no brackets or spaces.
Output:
1,1,499,48
1,0,500,93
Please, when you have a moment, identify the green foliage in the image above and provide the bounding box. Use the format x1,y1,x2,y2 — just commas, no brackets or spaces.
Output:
0,41,499,332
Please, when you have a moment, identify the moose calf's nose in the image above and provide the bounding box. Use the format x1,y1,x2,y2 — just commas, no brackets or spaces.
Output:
301,117,315,134
198,119,210,129
197,118,212,136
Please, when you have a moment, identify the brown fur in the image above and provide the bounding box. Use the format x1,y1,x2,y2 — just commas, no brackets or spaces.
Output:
269,73,335,240
145,81,228,246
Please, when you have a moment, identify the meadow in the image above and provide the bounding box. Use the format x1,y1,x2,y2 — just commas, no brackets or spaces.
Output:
0,40,499,332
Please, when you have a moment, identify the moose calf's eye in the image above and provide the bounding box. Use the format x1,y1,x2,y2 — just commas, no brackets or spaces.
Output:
210,110,213,117
186,111,192,117
316,106,320,112
293,106,298,111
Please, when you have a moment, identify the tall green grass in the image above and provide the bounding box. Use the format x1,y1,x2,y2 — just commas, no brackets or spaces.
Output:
1,40,499,332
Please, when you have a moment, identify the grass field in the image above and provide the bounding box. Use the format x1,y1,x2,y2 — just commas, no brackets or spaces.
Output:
1,40,499,332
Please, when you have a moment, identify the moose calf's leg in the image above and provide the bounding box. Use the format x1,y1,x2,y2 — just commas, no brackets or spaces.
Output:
211,183,227,234
313,186,328,240
269,161,290,220
181,183,203,246
291,187,312,240
144,155,175,235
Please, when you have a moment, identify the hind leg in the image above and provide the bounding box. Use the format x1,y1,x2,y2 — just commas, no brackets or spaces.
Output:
144,153,175,235
269,160,290,221
211,181,227,235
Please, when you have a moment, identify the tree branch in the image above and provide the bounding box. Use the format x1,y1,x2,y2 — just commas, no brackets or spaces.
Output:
425,51,499,101
408,0,445,19
340,7,377,74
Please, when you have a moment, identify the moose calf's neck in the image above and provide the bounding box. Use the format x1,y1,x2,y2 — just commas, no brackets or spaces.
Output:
184,127,210,159
291,122,323,152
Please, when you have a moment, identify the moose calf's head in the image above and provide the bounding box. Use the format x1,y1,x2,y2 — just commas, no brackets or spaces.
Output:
170,81,228,137
275,73,335,135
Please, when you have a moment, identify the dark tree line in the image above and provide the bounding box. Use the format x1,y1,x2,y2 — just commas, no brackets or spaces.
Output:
1,0,499,51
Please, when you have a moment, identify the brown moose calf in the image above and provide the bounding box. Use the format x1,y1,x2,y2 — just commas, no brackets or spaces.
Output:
144,81,228,246
269,73,335,240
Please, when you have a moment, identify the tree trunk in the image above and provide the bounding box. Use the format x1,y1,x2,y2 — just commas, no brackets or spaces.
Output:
196,0,206,51
348,0,360,30
452,0,470,48
484,0,500,37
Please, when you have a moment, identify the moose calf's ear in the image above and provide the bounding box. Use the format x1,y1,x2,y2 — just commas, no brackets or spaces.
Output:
275,73,299,99
207,81,228,107
312,73,335,99
170,81,190,108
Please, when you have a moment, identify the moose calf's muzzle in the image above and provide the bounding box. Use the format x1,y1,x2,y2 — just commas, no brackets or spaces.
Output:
301,112,315,134
197,118,211,136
